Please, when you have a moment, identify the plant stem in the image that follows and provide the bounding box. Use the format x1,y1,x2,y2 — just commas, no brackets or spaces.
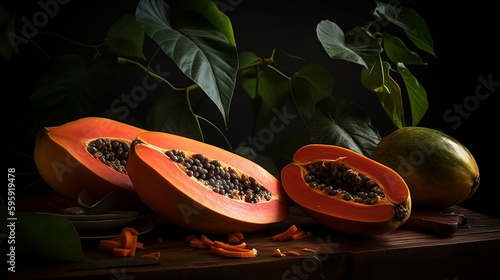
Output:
117,57,184,91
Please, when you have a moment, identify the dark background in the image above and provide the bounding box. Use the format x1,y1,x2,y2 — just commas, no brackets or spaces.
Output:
3,0,498,219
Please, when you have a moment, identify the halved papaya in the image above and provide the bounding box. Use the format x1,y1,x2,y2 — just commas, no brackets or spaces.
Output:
127,131,290,234
34,117,145,204
281,144,411,236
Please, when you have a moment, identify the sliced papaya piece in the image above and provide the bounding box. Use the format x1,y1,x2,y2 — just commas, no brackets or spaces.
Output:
34,117,146,205
281,144,411,236
127,131,290,234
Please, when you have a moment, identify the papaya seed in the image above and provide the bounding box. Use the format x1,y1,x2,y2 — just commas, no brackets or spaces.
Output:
87,138,130,174
166,149,273,204
305,161,386,205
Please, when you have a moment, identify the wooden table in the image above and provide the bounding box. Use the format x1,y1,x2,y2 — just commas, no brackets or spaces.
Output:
10,206,500,280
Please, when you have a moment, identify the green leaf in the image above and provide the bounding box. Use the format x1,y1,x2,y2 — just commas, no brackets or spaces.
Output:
397,63,428,126
290,64,334,119
0,5,15,62
177,0,236,46
317,20,382,70
361,59,404,128
382,33,424,65
238,53,291,126
307,96,381,157
373,1,436,57
30,54,118,127
1,209,100,267
136,0,238,127
146,88,202,141
269,133,311,171
105,13,146,60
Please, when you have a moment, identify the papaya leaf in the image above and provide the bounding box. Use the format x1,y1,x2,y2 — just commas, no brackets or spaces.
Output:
397,62,428,126
361,59,404,128
239,63,291,126
0,209,101,268
238,51,261,96
146,88,202,141
290,64,334,119
268,133,311,171
317,20,382,70
382,33,424,65
136,0,238,128
177,0,236,46
105,13,145,60
30,54,118,127
307,96,381,157
373,1,435,57
0,5,15,62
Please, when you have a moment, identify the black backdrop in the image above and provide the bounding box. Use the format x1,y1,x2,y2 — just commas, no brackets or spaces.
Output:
3,0,498,219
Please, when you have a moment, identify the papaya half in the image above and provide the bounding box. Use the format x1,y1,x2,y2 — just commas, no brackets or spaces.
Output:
34,117,145,206
281,144,411,237
371,126,480,209
126,131,290,234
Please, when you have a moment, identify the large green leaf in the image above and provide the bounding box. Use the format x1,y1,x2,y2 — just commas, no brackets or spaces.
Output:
177,0,236,46
397,63,428,125
238,53,291,126
1,208,100,267
105,13,145,60
382,33,424,65
290,64,334,119
317,20,382,70
307,96,381,157
136,0,238,127
146,88,202,141
361,59,404,128
373,1,435,57
30,54,118,127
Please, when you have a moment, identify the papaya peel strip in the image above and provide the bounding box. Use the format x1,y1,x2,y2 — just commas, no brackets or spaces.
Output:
210,246,257,258
272,224,299,241
99,227,144,257
212,240,249,252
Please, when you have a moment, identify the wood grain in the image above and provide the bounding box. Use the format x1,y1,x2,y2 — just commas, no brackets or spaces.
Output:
10,206,500,280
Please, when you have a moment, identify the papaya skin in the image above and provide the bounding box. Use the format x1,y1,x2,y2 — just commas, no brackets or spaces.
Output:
371,127,480,209
34,117,145,206
281,144,411,237
127,131,290,234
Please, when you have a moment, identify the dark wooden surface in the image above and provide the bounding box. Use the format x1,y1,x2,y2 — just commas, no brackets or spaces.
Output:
10,206,500,280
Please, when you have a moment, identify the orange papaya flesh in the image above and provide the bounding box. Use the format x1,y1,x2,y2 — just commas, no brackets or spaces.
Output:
127,131,290,234
281,144,411,236
34,117,146,203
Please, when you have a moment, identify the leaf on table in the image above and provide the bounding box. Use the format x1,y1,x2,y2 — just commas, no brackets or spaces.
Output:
1,209,101,268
